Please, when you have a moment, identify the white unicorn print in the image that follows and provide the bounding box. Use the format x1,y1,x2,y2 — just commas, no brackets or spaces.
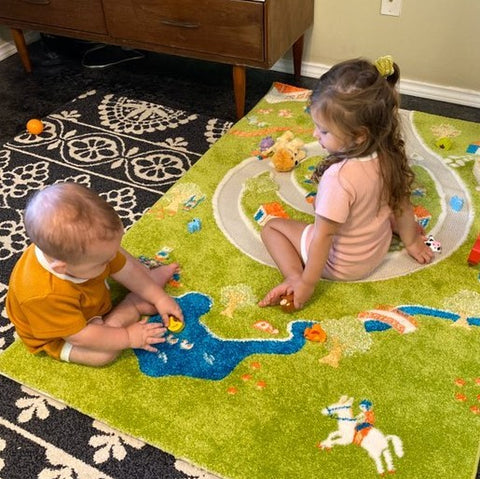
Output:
317,395,404,475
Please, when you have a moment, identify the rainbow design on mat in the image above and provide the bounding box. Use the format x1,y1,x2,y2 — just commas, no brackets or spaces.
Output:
358,306,418,334
360,304,480,332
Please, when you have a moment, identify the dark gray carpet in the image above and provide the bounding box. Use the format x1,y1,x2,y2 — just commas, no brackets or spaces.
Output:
0,84,231,479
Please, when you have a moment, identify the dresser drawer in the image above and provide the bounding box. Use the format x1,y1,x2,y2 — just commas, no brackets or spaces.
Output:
0,0,107,34
102,0,265,62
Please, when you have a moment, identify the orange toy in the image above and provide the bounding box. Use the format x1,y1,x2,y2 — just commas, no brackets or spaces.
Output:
26,119,44,135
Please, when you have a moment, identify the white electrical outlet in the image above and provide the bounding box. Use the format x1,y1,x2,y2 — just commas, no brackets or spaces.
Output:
381,0,402,16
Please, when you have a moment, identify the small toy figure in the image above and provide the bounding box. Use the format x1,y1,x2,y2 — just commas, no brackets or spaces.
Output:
424,234,441,253
167,315,185,333
305,191,317,204
258,136,275,155
187,218,202,233
26,119,44,135
279,293,295,313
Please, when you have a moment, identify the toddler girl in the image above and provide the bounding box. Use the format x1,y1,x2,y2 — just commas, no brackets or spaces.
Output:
259,56,433,310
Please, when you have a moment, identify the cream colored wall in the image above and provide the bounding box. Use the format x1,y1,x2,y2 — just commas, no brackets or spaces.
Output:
1,1,479,97
303,0,480,92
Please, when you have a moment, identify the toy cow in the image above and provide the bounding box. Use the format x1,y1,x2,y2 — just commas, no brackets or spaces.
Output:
424,234,441,253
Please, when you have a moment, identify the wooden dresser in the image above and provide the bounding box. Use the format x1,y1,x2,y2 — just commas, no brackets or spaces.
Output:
0,0,314,118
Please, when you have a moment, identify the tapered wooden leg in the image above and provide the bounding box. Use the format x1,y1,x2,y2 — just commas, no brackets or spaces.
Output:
292,34,304,81
232,64,246,119
10,28,32,73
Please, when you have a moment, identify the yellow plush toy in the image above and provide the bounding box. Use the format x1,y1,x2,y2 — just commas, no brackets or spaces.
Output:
264,131,307,172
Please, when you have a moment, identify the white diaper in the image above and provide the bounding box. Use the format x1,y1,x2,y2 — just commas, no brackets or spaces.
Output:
300,223,314,264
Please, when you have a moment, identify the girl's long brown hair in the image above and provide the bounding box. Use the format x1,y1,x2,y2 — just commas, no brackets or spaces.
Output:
310,58,414,215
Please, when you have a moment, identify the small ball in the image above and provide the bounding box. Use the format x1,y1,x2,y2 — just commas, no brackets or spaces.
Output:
26,119,44,135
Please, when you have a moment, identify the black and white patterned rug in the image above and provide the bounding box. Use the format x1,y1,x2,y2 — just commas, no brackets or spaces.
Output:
0,90,232,478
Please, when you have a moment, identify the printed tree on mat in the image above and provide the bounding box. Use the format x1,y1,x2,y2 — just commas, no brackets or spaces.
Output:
442,290,480,329
319,316,373,367
220,283,256,318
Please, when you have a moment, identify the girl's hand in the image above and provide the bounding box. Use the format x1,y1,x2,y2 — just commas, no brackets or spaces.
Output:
126,318,166,352
258,281,293,307
291,278,316,309
259,278,315,310
405,236,434,264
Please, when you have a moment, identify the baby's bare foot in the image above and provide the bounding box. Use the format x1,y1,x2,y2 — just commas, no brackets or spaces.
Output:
150,262,180,287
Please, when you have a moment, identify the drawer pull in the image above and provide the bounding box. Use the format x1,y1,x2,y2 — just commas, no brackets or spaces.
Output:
160,19,199,29
21,0,51,4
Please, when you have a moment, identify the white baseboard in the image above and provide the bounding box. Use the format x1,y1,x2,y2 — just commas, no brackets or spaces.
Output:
0,31,40,62
272,58,480,109
1,37,478,109
0,39,19,62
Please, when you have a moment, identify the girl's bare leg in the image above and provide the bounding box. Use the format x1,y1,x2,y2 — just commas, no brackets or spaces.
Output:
259,219,308,306
105,263,179,327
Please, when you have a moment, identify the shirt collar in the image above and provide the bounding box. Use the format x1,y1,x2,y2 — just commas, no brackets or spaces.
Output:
354,152,378,162
35,246,88,284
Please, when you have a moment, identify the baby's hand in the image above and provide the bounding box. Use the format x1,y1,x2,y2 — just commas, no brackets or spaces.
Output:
155,295,184,326
406,236,434,264
126,318,166,352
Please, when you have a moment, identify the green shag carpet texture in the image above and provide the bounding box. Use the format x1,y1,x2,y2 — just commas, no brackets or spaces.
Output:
1,83,480,479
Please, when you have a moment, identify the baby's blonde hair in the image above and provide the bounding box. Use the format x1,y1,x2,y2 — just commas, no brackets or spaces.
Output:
24,183,123,263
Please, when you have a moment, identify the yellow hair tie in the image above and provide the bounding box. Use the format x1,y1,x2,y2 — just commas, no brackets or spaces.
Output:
374,55,394,77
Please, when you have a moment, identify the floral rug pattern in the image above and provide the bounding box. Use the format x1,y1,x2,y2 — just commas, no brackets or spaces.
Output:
0,90,231,479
